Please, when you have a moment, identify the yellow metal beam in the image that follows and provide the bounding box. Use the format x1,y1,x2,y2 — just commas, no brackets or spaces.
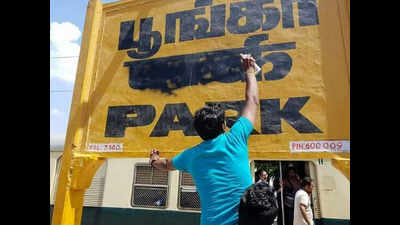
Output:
51,1,103,225
70,157,106,190
331,157,350,181
72,151,350,160
52,157,105,225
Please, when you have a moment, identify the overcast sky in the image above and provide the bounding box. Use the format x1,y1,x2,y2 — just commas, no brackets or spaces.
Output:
50,0,118,149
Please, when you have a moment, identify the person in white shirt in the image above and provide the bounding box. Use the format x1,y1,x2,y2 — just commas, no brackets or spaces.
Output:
293,177,314,225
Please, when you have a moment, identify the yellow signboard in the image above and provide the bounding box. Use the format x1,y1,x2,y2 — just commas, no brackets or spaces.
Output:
52,1,349,224
73,0,349,158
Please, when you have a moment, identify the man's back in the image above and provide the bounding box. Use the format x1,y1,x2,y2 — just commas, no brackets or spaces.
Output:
173,117,253,225
149,54,259,225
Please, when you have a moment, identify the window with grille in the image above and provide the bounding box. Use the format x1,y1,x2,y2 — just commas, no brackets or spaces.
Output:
83,161,107,207
132,164,169,208
178,171,201,210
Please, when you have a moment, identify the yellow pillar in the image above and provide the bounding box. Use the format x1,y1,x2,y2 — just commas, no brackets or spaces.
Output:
51,0,103,225
52,156,105,225
331,157,350,181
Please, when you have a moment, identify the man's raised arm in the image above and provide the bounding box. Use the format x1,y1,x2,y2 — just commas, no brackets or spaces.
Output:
240,54,259,126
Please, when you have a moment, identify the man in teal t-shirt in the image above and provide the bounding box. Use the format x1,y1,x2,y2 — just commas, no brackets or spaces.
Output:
149,54,259,225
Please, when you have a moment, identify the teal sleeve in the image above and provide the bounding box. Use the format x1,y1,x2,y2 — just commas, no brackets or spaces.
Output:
172,149,191,172
228,116,254,143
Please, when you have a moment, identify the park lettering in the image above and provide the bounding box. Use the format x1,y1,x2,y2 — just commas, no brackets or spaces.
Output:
105,97,322,137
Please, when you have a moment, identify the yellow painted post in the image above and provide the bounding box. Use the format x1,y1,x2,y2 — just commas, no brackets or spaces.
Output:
331,158,350,181
52,157,105,225
328,0,350,182
51,0,103,225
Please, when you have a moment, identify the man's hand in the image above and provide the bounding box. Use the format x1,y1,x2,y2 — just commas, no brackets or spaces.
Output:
149,149,160,166
148,149,176,171
300,204,312,225
240,54,256,74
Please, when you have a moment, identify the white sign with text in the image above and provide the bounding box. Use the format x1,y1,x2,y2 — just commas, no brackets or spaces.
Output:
290,140,350,153
87,143,123,152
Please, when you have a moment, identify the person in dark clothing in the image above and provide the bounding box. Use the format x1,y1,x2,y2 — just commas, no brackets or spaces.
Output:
276,166,301,225
238,180,279,225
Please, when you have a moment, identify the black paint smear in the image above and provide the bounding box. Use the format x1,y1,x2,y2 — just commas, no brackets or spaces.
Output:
124,37,295,94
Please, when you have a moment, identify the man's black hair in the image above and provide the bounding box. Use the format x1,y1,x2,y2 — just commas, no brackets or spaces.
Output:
301,177,313,188
238,181,278,225
193,103,225,141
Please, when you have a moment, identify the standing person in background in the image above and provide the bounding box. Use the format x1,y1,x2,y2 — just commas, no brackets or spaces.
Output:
276,166,302,225
293,177,314,225
148,54,259,225
256,170,269,185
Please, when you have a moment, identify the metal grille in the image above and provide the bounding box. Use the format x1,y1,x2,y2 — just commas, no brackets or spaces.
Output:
135,165,168,185
83,161,107,207
179,171,201,210
181,171,195,186
133,186,167,207
135,165,153,184
180,190,201,209
152,168,169,185
132,164,169,208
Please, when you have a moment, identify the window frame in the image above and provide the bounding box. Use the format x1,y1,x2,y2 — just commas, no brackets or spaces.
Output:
83,160,108,207
131,163,169,209
177,171,201,211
